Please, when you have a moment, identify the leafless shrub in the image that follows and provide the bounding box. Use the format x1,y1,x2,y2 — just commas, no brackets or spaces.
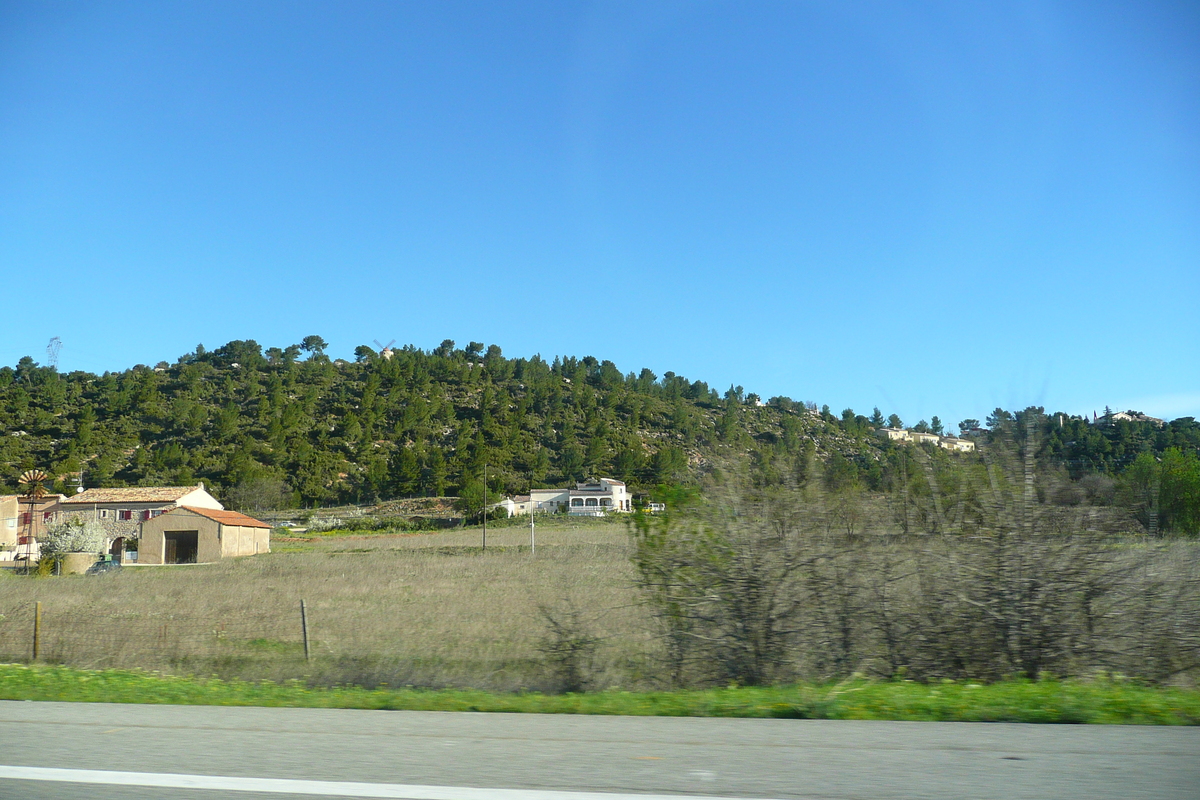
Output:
631,479,828,686
630,413,1200,686
536,599,600,692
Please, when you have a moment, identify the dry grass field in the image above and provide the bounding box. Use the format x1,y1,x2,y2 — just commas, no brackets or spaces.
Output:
5,506,1198,693
0,520,655,692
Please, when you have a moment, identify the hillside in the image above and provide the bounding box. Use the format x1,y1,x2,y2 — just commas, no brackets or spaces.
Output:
1,339,1196,532
0,338,879,504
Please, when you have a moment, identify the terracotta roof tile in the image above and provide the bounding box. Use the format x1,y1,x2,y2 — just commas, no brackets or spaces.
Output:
62,486,207,505
175,506,272,529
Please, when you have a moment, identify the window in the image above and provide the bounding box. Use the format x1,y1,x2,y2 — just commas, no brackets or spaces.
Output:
19,512,31,525
99,509,109,519
585,498,598,507
142,510,153,521
571,498,583,507
150,509,163,518
43,511,54,522
118,510,133,521
599,498,611,506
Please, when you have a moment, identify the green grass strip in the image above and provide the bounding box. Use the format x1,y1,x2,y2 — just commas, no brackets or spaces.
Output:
1,663,1197,724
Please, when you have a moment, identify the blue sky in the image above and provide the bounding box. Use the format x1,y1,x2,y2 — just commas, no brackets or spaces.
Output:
2,1,1197,430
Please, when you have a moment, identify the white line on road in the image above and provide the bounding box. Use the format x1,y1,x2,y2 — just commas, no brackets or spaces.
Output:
0,766,779,800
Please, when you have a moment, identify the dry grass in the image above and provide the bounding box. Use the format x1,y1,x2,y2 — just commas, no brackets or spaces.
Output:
5,509,1197,692
0,521,654,691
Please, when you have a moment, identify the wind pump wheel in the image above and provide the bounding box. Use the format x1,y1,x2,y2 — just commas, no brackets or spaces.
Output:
18,469,49,500
17,469,49,563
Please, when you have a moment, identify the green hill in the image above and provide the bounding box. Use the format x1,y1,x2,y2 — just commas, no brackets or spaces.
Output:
0,338,878,504
1,338,1196,535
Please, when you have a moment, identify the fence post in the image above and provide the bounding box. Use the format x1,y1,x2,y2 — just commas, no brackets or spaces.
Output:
32,601,42,661
300,599,310,661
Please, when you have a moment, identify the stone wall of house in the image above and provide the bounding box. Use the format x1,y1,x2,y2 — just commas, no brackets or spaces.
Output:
56,508,149,541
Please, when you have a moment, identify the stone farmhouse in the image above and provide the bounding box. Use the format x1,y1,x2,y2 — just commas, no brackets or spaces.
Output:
49,483,268,563
0,481,271,567
55,484,223,556
496,478,632,517
876,428,976,452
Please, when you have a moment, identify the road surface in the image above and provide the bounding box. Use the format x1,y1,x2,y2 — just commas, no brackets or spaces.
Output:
0,701,1196,799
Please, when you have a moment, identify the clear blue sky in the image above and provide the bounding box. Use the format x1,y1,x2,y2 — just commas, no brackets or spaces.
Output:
2,1,1197,430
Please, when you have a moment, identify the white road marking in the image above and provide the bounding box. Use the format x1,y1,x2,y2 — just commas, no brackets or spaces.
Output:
0,766,776,800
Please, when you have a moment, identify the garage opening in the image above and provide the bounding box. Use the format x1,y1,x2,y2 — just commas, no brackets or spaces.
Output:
164,531,198,564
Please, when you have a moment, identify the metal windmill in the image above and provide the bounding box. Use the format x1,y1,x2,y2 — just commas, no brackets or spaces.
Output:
18,469,49,562
373,339,396,360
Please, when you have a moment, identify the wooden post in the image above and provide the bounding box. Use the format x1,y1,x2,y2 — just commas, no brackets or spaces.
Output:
300,599,310,661
32,601,42,661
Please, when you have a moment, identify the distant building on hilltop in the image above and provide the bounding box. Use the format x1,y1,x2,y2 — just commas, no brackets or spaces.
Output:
874,427,976,452
1101,410,1165,427
877,427,910,442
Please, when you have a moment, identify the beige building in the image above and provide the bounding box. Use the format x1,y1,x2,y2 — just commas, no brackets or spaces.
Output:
876,428,911,442
1,495,20,551
492,494,532,517
875,427,975,452
0,495,19,558
138,506,271,564
1,493,67,562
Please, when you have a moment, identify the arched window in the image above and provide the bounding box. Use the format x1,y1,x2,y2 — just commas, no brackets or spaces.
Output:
585,498,598,506
571,498,583,507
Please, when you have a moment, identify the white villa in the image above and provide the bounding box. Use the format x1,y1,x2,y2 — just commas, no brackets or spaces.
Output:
876,428,976,452
494,478,632,517
1103,410,1165,427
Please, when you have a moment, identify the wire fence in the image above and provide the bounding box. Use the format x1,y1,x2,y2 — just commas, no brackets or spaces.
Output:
0,601,310,671
0,596,567,691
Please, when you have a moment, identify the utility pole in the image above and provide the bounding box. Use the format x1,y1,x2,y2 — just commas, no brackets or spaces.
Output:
482,461,487,553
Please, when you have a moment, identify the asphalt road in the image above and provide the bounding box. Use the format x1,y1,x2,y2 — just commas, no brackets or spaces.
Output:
0,701,1197,799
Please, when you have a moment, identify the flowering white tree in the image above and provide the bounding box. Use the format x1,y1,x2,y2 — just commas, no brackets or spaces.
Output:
40,518,107,558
